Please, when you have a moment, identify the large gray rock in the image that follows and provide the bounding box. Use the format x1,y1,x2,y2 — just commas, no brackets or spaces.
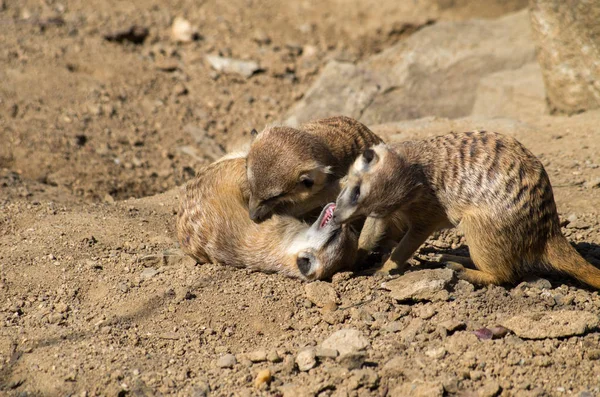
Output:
471,62,547,121
501,311,599,339
381,269,454,302
530,0,600,114
285,10,535,126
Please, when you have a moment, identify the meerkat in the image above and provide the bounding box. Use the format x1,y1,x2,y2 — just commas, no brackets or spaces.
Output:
176,154,358,280
245,115,402,262
333,131,600,288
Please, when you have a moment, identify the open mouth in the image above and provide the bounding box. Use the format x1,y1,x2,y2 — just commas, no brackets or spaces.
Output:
319,203,336,228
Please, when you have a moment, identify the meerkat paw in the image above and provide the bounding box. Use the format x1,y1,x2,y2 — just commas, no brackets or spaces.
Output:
445,261,466,273
376,258,409,276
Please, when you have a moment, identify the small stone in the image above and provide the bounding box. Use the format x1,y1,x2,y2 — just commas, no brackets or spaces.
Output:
454,279,475,294
321,328,369,356
171,17,198,43
501,310,599,339
247,350,267,363
479,381,501,397
382,269,454,302
337,352,365,370
489,326,509,339
425,347,446,359
206,55,260,78
216,354,236,368
521,277,552,289
254,369,272,388
140,267,159,280
266,350,282,363
295,348,317,371
103,25,149,44
304,281,337,307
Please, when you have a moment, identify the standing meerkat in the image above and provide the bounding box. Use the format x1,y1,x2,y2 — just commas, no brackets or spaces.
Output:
334,131,600,287
245,115,402,262
176,155,358,280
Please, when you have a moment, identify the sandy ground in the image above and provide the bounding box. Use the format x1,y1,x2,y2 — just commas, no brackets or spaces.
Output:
2,1,600,396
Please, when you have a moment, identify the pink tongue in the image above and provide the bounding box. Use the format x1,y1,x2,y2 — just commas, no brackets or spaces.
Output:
320,204,336,228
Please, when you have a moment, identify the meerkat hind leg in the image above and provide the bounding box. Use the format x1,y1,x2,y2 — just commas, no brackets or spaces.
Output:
454,219,517,286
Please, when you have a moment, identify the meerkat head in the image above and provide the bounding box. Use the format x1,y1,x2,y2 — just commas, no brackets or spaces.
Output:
291,203,357,280
334,143,419,224
246,126,334,222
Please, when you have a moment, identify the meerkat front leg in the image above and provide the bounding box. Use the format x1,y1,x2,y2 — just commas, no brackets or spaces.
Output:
356,217,388,264
379,225,434,274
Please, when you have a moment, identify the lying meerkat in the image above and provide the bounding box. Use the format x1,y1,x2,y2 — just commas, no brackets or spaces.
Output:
334,131,600,287
245,115,403,263
176,154,357,280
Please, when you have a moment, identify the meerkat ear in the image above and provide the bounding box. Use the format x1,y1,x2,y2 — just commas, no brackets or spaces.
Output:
361,148,380,170
298,165,332,187
299,174,314,188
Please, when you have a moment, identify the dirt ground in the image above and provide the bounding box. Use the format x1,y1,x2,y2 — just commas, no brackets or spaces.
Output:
1,0,600,396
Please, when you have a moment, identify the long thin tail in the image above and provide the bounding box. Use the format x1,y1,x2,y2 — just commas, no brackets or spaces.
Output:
544,234,600,289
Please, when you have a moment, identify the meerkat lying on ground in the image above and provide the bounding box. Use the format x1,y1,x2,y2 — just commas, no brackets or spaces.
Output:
245,115,404,264
176,154,357,280
334,131,600,287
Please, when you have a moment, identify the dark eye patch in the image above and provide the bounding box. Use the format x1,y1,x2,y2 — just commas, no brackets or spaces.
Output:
350,185,360,205
302,178,314,188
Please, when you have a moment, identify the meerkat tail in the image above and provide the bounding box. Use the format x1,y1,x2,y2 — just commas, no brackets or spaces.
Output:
544,235,600,289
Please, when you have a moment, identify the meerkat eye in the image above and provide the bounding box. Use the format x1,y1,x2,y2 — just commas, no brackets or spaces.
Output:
302,178,314,188
250,128,258,136
350,185,360,205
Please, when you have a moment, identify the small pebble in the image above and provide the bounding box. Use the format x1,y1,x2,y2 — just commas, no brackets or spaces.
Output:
216,354,236,369
266,350,282,363
295,348,317,371
248,350,267,363
254,369,272,388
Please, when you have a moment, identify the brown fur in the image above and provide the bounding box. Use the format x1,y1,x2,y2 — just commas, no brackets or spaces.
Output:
334,131,600,287
176,155,357,280
246,116,384,221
